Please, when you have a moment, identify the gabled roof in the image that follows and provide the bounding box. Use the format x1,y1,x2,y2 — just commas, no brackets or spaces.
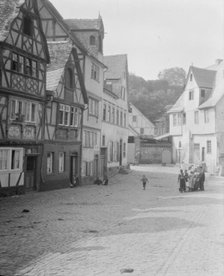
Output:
0,0,25,41
46,41,88,104
189,66,216,88
199,60,224,109
104,54,128,79
130,103,154,127
65,16,104,33
167,93,184,113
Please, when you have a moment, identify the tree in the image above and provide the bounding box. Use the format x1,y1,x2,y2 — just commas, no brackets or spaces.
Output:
158,67,186,87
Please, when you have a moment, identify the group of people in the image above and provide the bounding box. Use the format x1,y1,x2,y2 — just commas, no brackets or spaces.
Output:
178,165,205,192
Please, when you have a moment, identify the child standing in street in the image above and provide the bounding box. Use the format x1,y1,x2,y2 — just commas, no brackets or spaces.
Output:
141,175,149,190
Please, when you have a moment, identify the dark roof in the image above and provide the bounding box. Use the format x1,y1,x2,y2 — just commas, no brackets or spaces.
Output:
47,41,72,71
65,16,103,31
104,54,128,79
190,66,216,88
0,0,25,41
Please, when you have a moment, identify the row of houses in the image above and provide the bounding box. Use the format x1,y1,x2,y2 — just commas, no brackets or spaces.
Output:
156,59,224,176
0,0,131,195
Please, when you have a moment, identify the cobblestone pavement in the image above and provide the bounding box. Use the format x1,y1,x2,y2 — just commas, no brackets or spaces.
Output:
1,166,224,276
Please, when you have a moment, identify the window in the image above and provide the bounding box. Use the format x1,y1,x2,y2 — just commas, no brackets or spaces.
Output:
204,109,209,123
108,106,111,122
207,140,211,153
23,16,33,36
11,150,20,170
116,142,119,161
24,58,32,76
177,113,182,125
70,107,78,127
179,141,182,148
25,102,36,122
102,135,105,146
47,152,53,174
103,104,106,121
59,104,70,126
84,161,93,176
133,115,137,122
11,53,19,72
66,68,73,89
124,113,126,127
123,142,126,158
84,131,97,148
90,35,96,45
190,73,193,81
91,63,99,81
116,110,119,125
0,149,9,170
140,128,144,134
89,98,99,117
120,111,123,126
10,99,23,120
59,152,65,173
194,111,199,124
173,114,177,126
109,141,113,162
112,107,115,124
201,89,205,98
189,90,194,100
183,113,186,125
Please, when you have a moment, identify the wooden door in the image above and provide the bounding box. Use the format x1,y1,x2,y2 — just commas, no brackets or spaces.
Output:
25,156,37,190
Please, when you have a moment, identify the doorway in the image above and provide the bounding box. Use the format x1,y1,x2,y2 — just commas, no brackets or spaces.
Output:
25,156,37,190
70,155,78,184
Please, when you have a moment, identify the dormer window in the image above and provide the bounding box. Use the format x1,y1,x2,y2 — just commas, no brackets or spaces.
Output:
23,16,33,37
90,35,96,45
189,90,194,100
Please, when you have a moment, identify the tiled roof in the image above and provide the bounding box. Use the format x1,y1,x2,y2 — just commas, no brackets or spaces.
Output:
167,93,184,113
47,41,72,71
46,41,72,91
46,68,64,91
199,61,224,109
0,0,25,41
191,66,216,88
65,18,102,31
104,54,128,79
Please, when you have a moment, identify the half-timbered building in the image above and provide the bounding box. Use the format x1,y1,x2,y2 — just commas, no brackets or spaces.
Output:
0,0,49,195
43,41,87,190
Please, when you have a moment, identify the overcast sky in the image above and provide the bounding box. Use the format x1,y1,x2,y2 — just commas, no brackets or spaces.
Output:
50,0,223,80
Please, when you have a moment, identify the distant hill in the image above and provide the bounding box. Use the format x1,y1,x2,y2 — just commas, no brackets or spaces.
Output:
128,67,186,122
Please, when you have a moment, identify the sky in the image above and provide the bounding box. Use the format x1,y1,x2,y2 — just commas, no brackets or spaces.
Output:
50,0,224,80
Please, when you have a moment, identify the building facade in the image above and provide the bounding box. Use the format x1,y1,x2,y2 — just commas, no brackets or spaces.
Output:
102,55,129,175
128,103,155,137
65,17,106,184
168,61,224,175
0,0,49,195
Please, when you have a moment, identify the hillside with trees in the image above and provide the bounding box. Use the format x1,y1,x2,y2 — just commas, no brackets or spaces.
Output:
128,67,186,122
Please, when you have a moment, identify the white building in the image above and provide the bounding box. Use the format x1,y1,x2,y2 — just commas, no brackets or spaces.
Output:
102,55,129,175
128,103,155,137
168,60,224,175
65,17,106,183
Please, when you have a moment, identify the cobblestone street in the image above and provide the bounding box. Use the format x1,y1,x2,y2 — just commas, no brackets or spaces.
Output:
1,166,224,276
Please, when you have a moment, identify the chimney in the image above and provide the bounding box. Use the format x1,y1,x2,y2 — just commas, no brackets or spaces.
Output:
215,59,223,65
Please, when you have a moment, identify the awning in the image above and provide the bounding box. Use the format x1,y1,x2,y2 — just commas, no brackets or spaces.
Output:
155,133,171,140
